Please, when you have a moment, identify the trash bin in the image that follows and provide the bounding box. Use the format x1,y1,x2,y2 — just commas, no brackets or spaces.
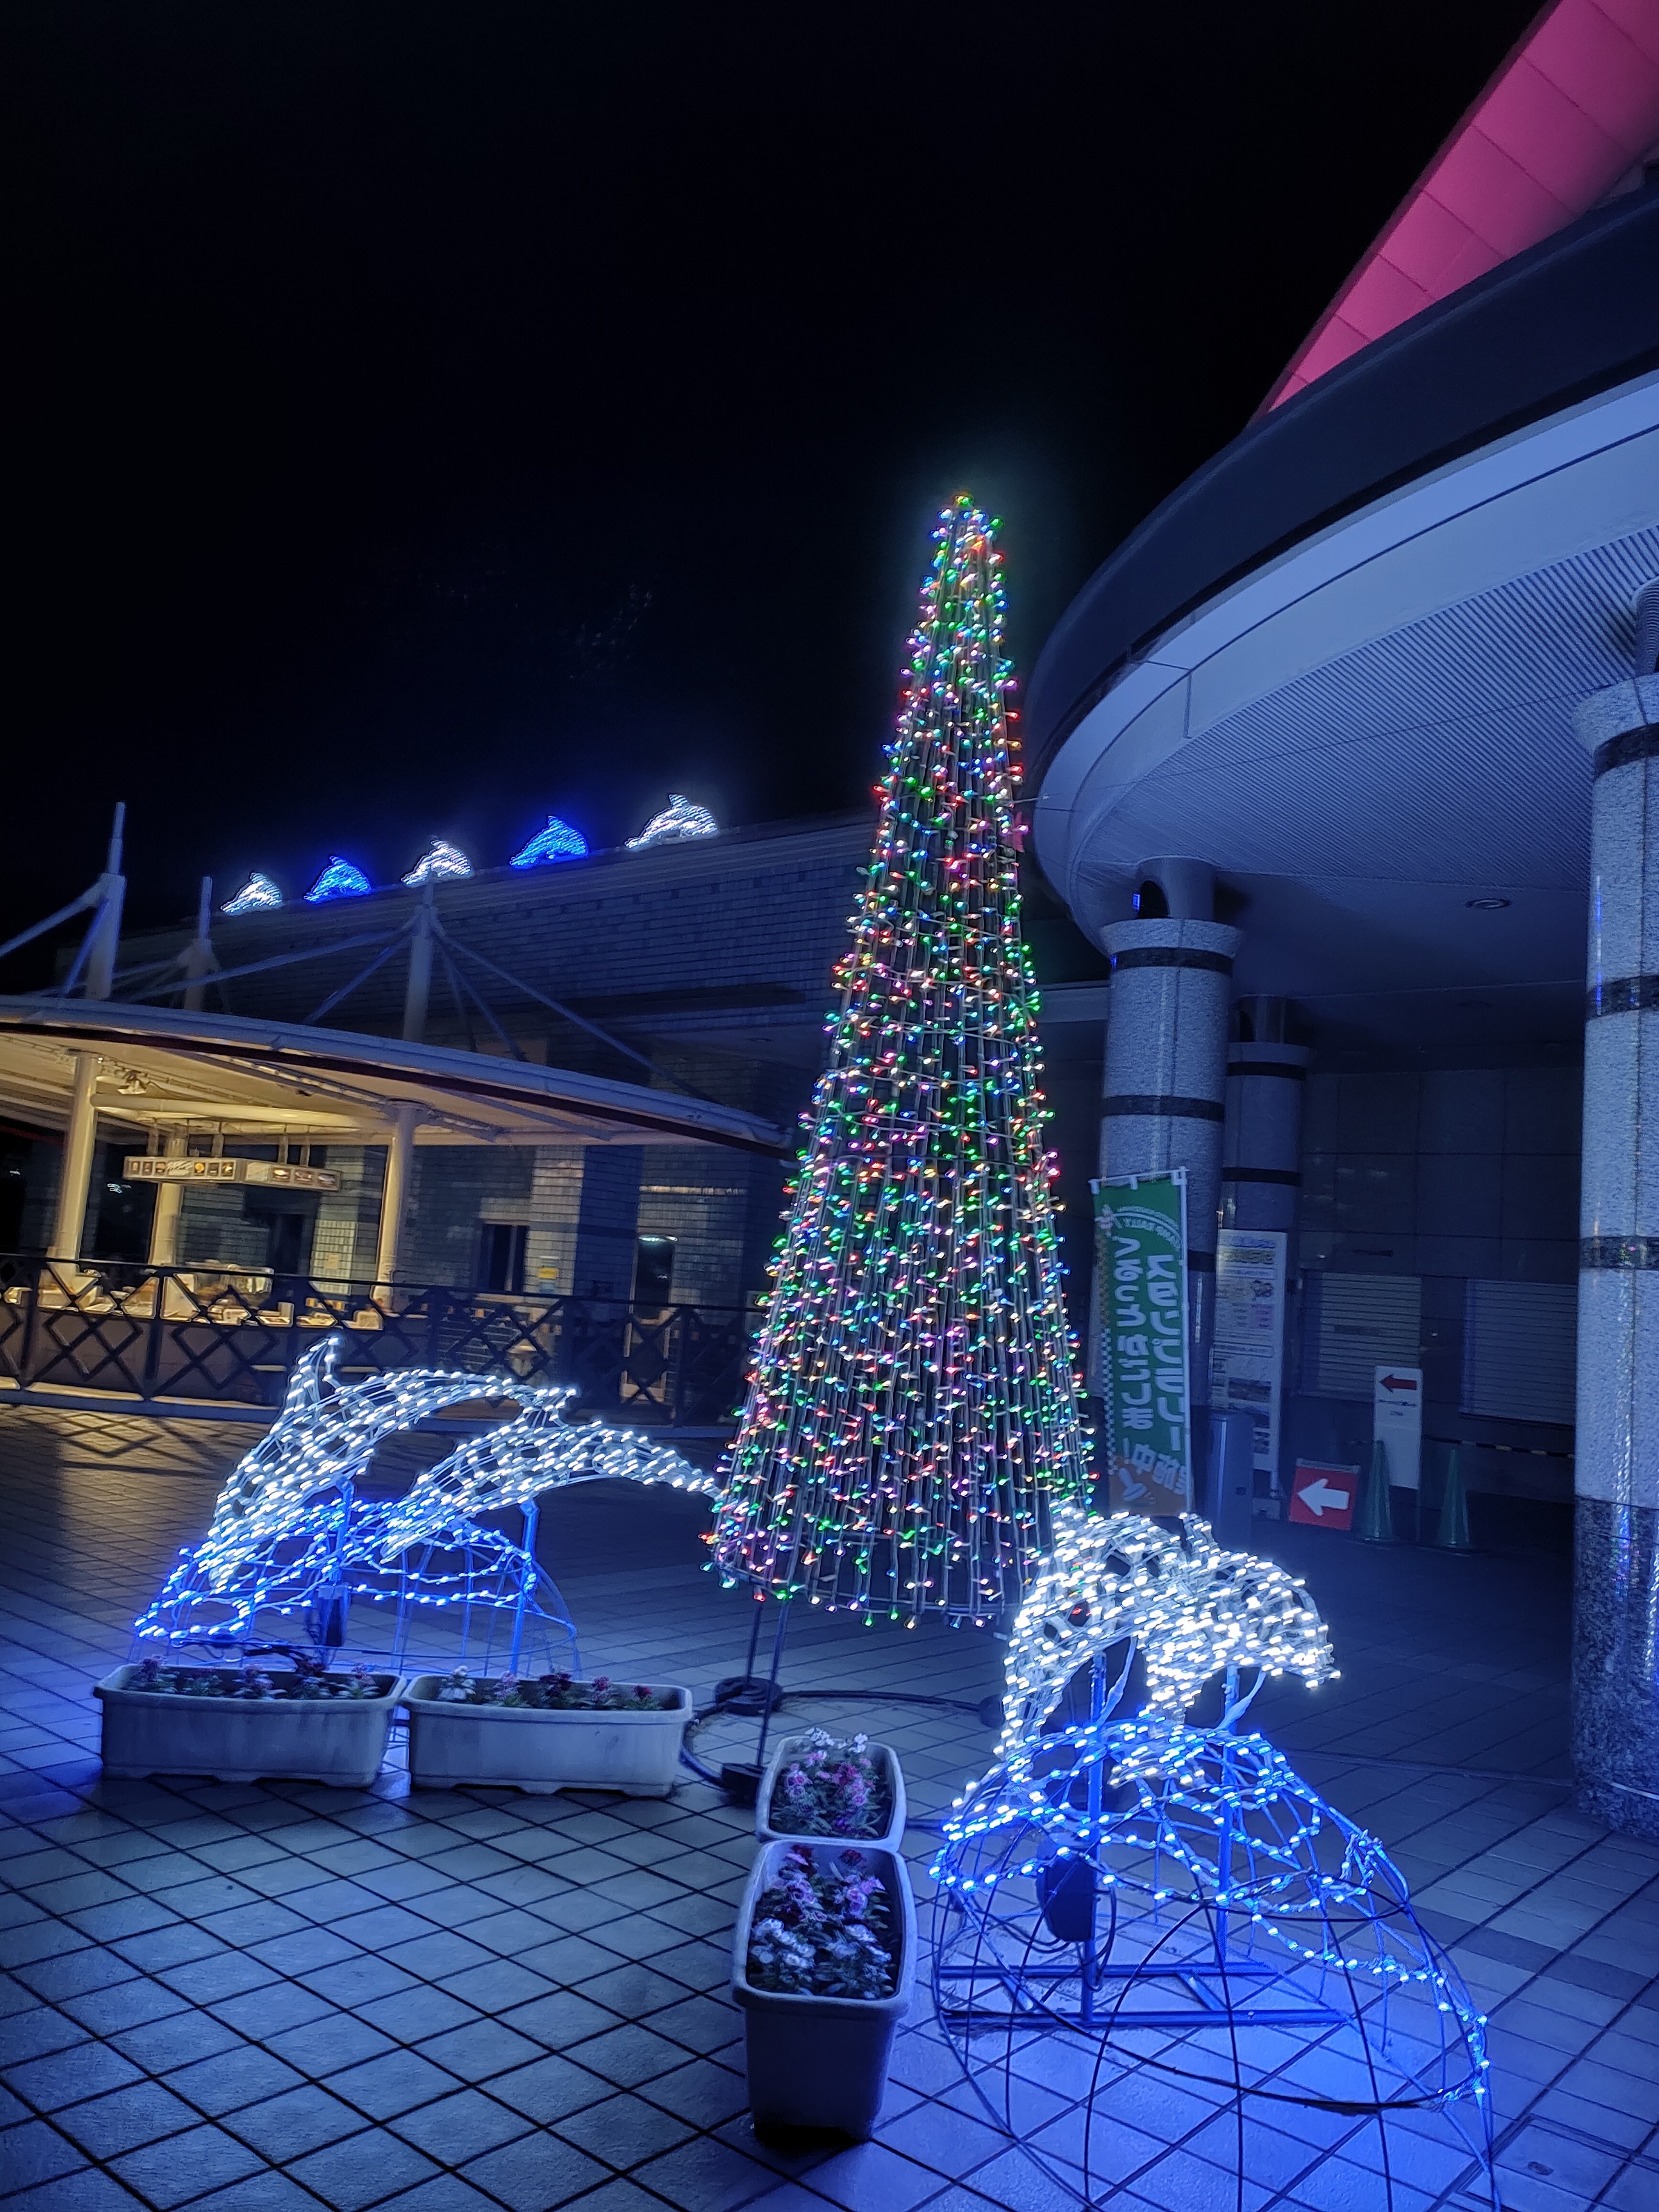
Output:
1205,1408,1256,1545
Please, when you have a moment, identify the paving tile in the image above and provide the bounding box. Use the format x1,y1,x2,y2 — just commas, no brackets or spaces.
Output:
54,2074,198,2160
572,2023,712,2091
158,1954,282,2005
112,2120,267,2207
287,2127,442,2210
0,2004,91,2064
640,2061,751,2130
353,1987,482,2044
4,2038,143,2109
330,2048,464,2122
0,2114,94,2188
630,2133,789,2212
0,2170,150,2211
410,2018,545,2083
553,2088,696,2169
183,2174,330,2211
373,2180,502,2212
210,1984,335,2038
496,1990,619,2048
162,2044,308,2117
62,1976,190,2036
111,2007,245,2071
221,2082,370,2162
264,2014,398,2079
484,2053,614,2125
457,2131,611,2211
388,2085,532,2162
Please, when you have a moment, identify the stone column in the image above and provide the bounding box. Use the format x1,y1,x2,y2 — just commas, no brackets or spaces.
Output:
1222,1029,1310,1235
374,1106,419,1295
1100,916,1241,1383
1572,674,1659,1839
48,1054,100,1265
147,1134,189,1267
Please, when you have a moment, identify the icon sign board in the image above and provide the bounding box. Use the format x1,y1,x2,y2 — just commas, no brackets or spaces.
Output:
1373,1363,1423,1490
1288,1460,1358,1530
123,1156,340,1192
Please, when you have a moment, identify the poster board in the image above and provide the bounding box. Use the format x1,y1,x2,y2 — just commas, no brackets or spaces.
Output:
1095,1172,1192,1513
1373,1363,1424,1490
1211,1227,1288,1484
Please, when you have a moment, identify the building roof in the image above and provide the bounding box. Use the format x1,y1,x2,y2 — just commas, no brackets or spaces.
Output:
1267,0,1659,410
1025,179,1659,785
0,998,792,1154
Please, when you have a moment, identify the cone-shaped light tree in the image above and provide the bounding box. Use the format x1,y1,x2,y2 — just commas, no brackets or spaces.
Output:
713,498,1090,1622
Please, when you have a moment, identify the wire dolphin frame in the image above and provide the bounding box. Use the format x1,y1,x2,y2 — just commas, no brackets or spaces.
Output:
134,1340,716,1669
930,1510,1496,2212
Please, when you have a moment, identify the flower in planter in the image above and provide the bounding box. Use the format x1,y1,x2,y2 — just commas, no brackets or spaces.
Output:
425,1669,677,1712
767,1729,892,1839
746,1845,896,2000
122,1661,390,1702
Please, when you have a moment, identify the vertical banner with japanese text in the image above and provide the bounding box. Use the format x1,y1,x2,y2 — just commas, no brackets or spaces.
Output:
1095,1172,1192,1513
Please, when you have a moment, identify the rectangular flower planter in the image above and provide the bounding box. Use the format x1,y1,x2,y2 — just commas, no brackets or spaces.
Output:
731,1839,916,2139
755,1732,907,1850
402,1679,692,1796
95,1667,406,1787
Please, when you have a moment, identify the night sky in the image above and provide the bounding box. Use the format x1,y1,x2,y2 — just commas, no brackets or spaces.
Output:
7,2,1541,954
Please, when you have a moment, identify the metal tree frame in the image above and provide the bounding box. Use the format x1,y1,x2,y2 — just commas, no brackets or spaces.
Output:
929,1513,1497,2212
132,1340,716,1676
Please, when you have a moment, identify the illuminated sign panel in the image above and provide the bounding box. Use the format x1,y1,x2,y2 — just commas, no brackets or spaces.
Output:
122,1157,340,1191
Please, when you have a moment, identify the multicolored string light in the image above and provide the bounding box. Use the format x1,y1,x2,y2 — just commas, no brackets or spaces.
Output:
713,497,1090,1623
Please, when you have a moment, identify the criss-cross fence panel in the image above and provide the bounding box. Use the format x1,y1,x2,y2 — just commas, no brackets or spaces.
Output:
0,1257,751,1426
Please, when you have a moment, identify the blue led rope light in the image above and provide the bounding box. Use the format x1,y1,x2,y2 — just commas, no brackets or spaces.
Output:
929,1510,1496,2212
136,1341,715,1656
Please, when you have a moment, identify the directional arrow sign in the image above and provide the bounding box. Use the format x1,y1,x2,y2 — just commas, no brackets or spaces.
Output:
1374,1363,1424,1489
1290,1460,1358,1530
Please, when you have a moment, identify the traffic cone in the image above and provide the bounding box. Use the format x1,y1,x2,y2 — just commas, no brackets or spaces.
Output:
1355,1440,1397,1544
1432,1445,1474,1552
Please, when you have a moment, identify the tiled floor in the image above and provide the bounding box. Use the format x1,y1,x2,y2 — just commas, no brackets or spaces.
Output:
0,1403,1655,2212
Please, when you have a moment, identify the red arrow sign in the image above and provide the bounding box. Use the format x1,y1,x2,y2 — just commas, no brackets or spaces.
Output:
1289,1460,1358,1531
1378,1373,1418,1393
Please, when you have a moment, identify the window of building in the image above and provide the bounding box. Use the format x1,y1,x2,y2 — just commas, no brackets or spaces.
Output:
477,1221,527,1295
634,1234,675,1309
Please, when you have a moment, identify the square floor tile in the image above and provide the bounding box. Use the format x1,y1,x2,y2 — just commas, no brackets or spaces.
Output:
0,2116,93,2189
388,2085,531,2162
458,2131,610,2212
221,2082,370,2162
112,2121,265,2207
4,2039,142,2110
288,2125,442,2210
411,2019,544,2082
162,2044,307,2117
264,2013,397,2078
55,2077,203,2159
553,2089,695,2169
330,2048,463,2122
484,2054,614,2125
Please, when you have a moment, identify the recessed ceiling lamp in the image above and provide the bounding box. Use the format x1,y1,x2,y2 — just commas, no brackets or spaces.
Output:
1465,896,1511,910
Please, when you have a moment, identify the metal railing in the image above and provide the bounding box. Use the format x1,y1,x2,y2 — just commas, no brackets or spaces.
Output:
0,1256,753,1427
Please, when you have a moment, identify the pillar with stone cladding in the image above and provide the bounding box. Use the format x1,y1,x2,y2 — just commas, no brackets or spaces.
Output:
1572,673,1659,1840
1100,917,1242,1383
1222,1037,1310,1235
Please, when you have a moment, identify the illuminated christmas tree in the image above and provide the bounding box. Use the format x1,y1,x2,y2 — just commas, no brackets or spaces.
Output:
713,497,1089,1623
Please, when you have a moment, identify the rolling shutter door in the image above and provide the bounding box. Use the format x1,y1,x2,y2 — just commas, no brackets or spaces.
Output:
1303,1273,1421,1399
1460,1281,1577,1426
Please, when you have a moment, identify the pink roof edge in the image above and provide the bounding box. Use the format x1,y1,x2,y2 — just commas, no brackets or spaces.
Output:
1263,0,1659,412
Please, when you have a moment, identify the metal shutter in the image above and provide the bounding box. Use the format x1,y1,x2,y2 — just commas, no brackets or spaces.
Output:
1303,1274,1421,1398
1460,1281,1577,1426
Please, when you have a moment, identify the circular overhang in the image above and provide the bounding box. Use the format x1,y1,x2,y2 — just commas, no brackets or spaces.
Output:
0,998,791,1155
1029,185,1659,1059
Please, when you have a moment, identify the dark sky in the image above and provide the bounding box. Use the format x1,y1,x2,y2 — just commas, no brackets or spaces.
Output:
5,1,1541,951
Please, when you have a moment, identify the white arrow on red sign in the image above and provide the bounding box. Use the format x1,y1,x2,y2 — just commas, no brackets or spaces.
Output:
1298,1477,1349,1517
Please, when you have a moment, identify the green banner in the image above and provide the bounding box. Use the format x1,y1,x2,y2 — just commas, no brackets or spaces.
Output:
1095,1172,1192,1513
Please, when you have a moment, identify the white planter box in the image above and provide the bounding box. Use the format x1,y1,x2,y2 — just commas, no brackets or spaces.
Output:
95,1667,405,1787
732,1839,916,2139
403,1679,691,1797
756,1733,907,1850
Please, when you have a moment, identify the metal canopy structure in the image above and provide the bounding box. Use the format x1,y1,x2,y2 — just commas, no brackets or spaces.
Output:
0,997,791,1155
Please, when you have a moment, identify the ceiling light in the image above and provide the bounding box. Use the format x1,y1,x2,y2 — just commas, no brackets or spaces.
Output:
1465,896,1510,911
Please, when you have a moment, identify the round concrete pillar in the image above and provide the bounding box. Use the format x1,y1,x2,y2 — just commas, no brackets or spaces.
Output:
1222,1042,1309,1234
1100,917,1241,1380
1572,673,1659,1838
